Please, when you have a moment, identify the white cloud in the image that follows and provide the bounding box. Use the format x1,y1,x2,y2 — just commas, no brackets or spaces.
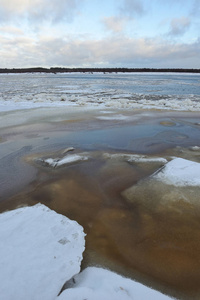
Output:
0,0,82,23
0,25,24,35
191,0,200,16
169,17,191,36
1,33,199,68
119,0,145,17
102,16,130,33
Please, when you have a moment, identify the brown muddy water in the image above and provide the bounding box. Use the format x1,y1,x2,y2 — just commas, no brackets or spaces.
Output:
1,108,200,299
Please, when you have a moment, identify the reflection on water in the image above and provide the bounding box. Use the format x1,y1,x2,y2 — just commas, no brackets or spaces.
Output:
1,111,200,299
50,117,200,152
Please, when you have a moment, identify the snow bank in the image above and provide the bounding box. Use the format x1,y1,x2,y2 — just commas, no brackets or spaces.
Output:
42,154,89,168
0,204,85,300
153,157,200,186
57,267,172,300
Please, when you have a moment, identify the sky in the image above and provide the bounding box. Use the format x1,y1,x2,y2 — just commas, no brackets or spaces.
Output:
0,0,200,68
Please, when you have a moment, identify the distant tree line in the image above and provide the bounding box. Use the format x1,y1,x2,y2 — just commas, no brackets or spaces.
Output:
0,67,200,73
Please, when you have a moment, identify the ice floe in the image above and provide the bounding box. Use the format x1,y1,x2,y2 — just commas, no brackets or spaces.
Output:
96,114,129,120
189,146,200,151
57,267,172,300
62,147,75,154
0,204,173,300
123,157,200,210
42,154,89,168
153,157,200,186
104,153,168,164
0,73,200,112
0,204,85,300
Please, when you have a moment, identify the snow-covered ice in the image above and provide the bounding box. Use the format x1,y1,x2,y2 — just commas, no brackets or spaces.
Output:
103,153,168,164
190,146,200,151
0,73,200,112
96,114,129,120
42,154,89,168
123,157,200,209
0,203,174,300
0,204,85,300
57,267,173,300
153,157,200,186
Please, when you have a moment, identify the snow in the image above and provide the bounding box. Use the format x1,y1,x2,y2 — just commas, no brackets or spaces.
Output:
42,154,89,168
0,204,85,300
2,95,199,112
0,73,200,112
190,146,200,151
104,153,168,164
0,99,78,112
96,114,129,120
128,156,167,164
99,110,115,114
0,204,174,300
153,157,200,186
57,267,173,300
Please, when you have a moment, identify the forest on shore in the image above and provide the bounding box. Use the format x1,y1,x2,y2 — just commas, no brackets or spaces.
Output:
0,67,200,74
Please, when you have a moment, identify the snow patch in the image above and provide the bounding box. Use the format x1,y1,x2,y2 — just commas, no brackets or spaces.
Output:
42,154,89,168
57,267,172,300
153,157,200,186
96,114,129,120
0,204,85,300
190,146,200,151
104,153,168,164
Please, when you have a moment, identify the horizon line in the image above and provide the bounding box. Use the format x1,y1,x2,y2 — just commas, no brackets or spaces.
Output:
0,67,200,74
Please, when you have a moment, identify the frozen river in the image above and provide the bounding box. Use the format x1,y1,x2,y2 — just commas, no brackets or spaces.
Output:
0,72,200,111
1,73,200,299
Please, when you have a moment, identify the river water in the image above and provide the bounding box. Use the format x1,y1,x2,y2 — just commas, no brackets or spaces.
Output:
1,106,200,299
1,72,200,299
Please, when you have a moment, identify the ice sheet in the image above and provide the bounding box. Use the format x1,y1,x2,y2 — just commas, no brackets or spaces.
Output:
104,153,168,164
153,157,200,186
0,204,85,300
96,114,129,120
57,267,172,300
42,154,89,168
1,73,200,112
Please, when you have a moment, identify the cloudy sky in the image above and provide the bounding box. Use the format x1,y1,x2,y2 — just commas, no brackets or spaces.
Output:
0,0,200,68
